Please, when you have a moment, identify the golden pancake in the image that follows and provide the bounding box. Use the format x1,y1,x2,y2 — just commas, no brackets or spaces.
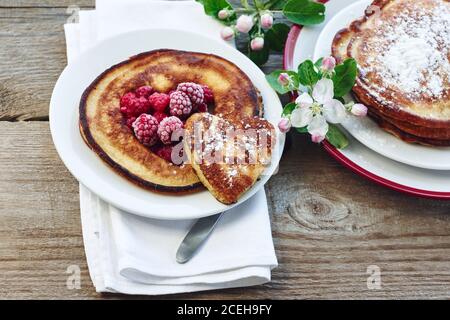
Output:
79,50,263,193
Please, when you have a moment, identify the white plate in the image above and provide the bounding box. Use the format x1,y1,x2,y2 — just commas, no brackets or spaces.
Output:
313,0,450,170
284,0,450,197
50,29,284,220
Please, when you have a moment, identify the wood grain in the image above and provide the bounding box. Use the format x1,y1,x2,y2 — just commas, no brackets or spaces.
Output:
0,0,449,300
0,122,449,299
0,0,94,7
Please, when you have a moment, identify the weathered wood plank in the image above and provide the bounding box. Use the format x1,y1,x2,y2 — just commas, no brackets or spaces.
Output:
0,0,94,7
0,7,70,120
1,121,449,299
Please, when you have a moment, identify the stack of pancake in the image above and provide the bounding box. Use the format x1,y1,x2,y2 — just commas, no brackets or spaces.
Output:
332,0,450,146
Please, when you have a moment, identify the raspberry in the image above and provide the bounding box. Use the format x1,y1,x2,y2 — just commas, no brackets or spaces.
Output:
132,114,159,146
202,85,214,104
135,85,153,98
120,92,150,117
125,116,137,129
157,116,184,145
153,111,168,123
169,91,193,117
177,82,204,105
148,92,170,112
154,144,174,163
197,103,208,113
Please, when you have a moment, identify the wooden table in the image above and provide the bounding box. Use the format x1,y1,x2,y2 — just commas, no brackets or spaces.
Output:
1,0,449,300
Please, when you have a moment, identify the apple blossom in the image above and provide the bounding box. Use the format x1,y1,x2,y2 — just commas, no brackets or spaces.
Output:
278,118,291,133
351,103,368,117
236,15,254,33
250,37,264,51
220,26,235,41
218,9,232,20
321,56,336,72
260,12,273,29
290,79,347,143
277,73,292,87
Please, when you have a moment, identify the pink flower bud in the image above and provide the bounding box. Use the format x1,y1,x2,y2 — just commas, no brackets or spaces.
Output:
351,103,368,117
220,26,235,41
250,37,264,51
311,134,325,143
218,9,231,20
277,73,291,87
278,118,291,133
236,15,254,33
260,13,273,29
321,56,336,72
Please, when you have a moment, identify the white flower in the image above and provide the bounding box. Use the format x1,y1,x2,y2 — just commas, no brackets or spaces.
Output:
260,12,273,29
236,15,254,33
218,9,232,20
220,26,235,41
290,79,346,143
321,56,336,72
351,103,368,117
278,118,291,133
250,37,264,51
277,73,295,90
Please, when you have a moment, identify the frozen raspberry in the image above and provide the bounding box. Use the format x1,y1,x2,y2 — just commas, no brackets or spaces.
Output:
153,111,168,123
202,85,214,104
120,92,150,116
154,144,173,163
169,91,193,117
135,85,153,98
177,82,204,105
148,92,170,112
197,103,208,113
132,114,159,146
157,116,184,145
125,116,137,129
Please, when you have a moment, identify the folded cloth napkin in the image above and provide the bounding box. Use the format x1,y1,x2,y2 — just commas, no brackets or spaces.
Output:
64,0,277,295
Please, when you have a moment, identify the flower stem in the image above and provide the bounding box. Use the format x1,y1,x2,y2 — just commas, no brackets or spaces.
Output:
234,8,256,14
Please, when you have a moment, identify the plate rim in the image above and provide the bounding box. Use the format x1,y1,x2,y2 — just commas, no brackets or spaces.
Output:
50,28,285,220
283,0,450,200
312,0,450,171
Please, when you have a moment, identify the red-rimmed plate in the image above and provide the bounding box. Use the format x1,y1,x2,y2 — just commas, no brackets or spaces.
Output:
283,0,450,199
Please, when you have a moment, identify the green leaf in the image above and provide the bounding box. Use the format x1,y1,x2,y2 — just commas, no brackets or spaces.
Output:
282,102,297,116
283,0,326,25
254,0,265,10
326,124,349,149
265,70,299,94
297,60,319,87
264,0,288,10
296,126,308,133
335,96,345,104
248,40,270,66
332,58,357,97
197,0,235,20
314,57,323,69
266,23,290,52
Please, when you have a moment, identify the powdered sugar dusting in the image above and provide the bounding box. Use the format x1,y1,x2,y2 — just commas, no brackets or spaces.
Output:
362,0,450,102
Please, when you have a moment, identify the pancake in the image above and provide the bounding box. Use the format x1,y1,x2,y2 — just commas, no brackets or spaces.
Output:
79,50,262,193
183,113,275,204
332,0,450,146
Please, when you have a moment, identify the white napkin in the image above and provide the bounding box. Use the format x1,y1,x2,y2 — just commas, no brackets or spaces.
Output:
65,0,277,295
